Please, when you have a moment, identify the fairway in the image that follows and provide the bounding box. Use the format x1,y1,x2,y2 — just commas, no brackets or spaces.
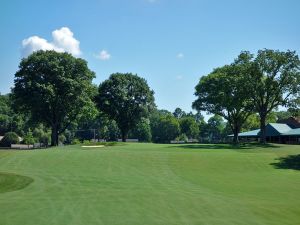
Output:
0,143,299,225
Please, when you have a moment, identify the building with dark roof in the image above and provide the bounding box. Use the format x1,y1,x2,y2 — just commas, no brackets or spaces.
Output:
230,118,300,144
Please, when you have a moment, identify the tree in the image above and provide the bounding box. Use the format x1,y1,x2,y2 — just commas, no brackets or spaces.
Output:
151,115,180,143
242,112,277,132
173,108,186,119
129,118,152,142
13,50,95,146
23,129,35,145
248,49,300,143
96,73,155,142
193,52,254,144
179,116,199,139
206,115,225,142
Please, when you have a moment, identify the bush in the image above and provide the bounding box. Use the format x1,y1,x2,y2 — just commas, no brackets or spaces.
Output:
23,130,35,145
0,132,19,147
176,133,188,142
71,138,81,145
40,133,50,147
83,140,90,145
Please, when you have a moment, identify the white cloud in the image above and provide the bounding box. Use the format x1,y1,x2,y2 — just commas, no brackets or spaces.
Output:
95,50,111,61
21,27,81,57
176,75,183,80
177,53,184,59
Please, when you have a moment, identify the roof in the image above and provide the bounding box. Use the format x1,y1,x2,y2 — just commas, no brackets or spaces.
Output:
267,123,292,136
281,128,300,136
228,129,260,137
239,129,260,137
229,123,294,137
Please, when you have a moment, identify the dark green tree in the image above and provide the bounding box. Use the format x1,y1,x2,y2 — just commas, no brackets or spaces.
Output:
206,115,225,142
179,116,199,139
96,73,155,142
151,115,180,143
193,52,254,144
248,49,300,143
13,50,95,146
129,118,152,142
173,108,186,119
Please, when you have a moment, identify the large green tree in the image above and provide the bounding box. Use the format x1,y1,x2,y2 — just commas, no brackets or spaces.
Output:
193,53,254,144
13,50,95,146
96,73,155,142
248,49,300,143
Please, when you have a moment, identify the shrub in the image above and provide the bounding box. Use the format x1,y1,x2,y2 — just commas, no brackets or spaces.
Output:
176,133,188,142
71,138,81,145
0,132,19,147
83,140,90,145
23,130,35,145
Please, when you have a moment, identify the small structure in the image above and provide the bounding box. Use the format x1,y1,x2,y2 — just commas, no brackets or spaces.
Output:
230,117,300,144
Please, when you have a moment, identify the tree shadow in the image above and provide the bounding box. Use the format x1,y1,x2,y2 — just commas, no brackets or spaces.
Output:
168,143,280,150
271,154,300,170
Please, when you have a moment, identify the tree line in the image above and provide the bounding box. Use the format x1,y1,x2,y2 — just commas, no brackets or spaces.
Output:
0,49,299,146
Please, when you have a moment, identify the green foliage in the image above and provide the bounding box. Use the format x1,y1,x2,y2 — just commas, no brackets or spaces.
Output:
173,108,186,119
206,115,226,142
71,138,81,145
96,73,155,141
0,132,19,147
12,50,95,146
23,130,35,145
176,133,188,142
129,118,152,142
247,49,300,143
151,115,180,143
193,53,254,144
82,140,90,145
58,134,66,145
179,117,199,139
0,94,28,136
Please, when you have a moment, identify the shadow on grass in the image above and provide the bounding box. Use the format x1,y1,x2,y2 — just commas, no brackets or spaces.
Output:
0,172,34,193
168,142,280,150
271,154,300,170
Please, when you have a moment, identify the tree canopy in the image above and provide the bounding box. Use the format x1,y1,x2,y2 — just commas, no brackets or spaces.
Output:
12,50,96,146
96,73,155,142
193,52,254,144
247,49,300,143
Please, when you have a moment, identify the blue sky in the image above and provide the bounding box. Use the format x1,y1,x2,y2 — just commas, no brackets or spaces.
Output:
1,0,300,115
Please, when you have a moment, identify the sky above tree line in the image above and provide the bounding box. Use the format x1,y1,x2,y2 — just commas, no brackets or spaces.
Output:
1,0,300,116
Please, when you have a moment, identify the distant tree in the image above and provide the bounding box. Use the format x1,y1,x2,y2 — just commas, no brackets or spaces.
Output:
248,49,300,143
206,115,225,142
0,94,28,136
12,50,95,146
242,112,277,132
179,117,199,139
151,115,180,143
96,73,155,142
129,118,152,142
193,52,254,144
23,130,35,145
173,108,186,119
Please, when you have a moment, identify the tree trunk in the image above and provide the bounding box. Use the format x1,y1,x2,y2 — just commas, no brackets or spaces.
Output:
121,130,128,142
259,115,267,144
233,125,240,145
51,125,59,146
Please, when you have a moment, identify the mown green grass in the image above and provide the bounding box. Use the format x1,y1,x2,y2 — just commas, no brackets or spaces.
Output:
0,143,299,225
